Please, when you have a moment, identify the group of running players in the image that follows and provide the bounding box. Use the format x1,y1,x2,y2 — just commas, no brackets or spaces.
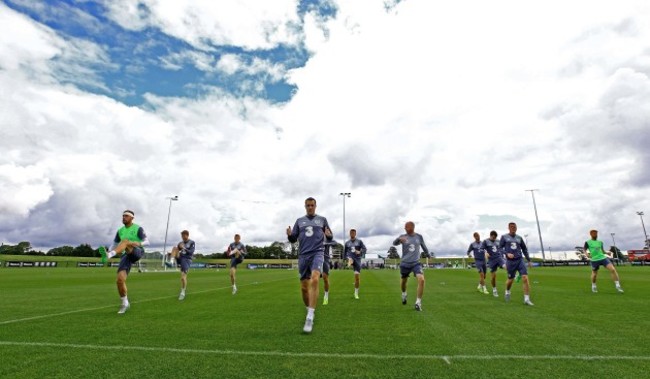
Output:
98,197,624,333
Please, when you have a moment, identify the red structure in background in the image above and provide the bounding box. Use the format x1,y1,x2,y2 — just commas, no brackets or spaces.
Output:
627,249,650,261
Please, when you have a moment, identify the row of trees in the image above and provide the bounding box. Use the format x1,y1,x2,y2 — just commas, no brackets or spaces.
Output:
1,241,407,260
0,241,348,260
0,242,101,257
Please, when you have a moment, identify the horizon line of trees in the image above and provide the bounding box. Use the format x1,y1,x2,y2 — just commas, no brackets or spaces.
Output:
0,241,346,260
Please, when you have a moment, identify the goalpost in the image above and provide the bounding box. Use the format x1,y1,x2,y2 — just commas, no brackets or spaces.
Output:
137,250,172,272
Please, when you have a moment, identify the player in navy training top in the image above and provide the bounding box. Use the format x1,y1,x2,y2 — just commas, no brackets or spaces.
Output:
286,197,333,333
174,230,195,300
345,228,367,299
499,222,534,305
467,232,488,294
322,240,337,305
393,221,432,311
227,234,247,295
481,230,505,297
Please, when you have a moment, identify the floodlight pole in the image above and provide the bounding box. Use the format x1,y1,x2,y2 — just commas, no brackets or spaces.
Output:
525,189,545,260
162,195,179,267
637,211,648,248
339,192,351,260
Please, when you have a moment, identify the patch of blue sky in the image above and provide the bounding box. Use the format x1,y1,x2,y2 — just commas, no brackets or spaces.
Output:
6,0,336,106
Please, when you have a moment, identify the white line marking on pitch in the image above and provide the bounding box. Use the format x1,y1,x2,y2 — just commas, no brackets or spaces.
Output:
0,276,290,326
0,341,648,362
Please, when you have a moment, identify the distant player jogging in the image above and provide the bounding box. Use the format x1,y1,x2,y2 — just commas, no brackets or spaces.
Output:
322,240,337,305
227,234,247,295
172,230,195,300
287,197,333,333
467,232,488,294
584,230,624,293
499,222,533,306
345,228,367,299
393,221,432,311
481,230,505,297
99,210,150,314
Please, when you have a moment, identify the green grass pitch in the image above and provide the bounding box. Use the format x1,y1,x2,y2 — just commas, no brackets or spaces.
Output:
0,266,648,378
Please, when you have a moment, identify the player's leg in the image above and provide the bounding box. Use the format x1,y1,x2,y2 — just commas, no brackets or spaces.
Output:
353,260,361,299
106,240,131,259
505,261,516,302
299,255,310,308
400,264,409,304
230,257,238,294
490,262,499,297
309,270,321,309
300,279,310,307
116,268,130,314
479,264,488,294
322,260,330,305
605,261,623,292
303,255,323,333
591,261,599,292
519,261,533,305
415,272,425,311
303,270,320,334
179,259,189,300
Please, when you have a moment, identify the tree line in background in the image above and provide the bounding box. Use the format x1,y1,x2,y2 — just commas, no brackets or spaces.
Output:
0,241,347,260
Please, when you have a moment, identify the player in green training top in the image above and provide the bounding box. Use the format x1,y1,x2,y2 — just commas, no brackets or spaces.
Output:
584,229,624,293
99,210,150,314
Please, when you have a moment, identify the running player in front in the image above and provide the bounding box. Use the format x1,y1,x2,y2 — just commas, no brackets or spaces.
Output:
393,221,432,311
286,197,333,333
467,232,488,294
481,230,505,297
98,210,150,314
227,234,247,295
172,230,195,300
584,229,624,293
499,222,533,305
345,228,367,299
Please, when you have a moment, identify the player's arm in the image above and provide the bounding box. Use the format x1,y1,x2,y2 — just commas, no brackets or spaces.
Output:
481,241,490,259
240,244,247,256
420,235,432,258
323,219,333,241
130,227,149,247
500,236,513,259
184,240,195,257
359,240,367,256
393,236,403,246
467,244,473,257
521,238,531,266
109,232,120,251
583,242,591,258
287,222,299,243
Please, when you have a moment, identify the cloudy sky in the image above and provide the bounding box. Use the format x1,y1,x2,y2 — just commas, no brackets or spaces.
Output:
1,0,649,257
